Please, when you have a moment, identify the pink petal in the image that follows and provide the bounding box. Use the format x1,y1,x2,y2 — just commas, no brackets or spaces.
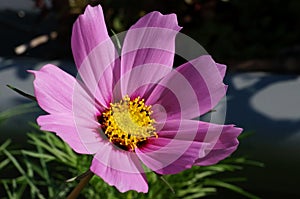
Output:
194,122,242,166
159,120,242,165
72,5,120,107
136,120,204,175
28,64,79,114
71,5,112,67
136,119,241,174
115,11,181,99
146,55,227,120
112,64,171,101
91,142,148,193
157,120,242,165
37,114,101,154
29,64,102,154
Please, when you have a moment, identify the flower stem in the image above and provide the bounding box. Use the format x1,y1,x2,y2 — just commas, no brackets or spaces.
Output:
67,170,94,199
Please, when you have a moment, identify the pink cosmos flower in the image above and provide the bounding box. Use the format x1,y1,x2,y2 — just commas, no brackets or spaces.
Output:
29,5,242,193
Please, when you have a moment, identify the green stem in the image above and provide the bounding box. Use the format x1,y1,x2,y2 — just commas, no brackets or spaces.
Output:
67,171,94,199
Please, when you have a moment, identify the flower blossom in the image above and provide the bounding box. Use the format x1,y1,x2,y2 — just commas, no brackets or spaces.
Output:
29,5,242,193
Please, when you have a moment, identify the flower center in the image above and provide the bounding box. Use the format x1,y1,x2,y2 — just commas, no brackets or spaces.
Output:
100,95,157,151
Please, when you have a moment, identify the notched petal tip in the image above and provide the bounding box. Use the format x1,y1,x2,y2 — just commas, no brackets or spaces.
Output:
216,63,227,79
165,13,183,31
81,4,104,19
132,10,182,31
71,4,111,68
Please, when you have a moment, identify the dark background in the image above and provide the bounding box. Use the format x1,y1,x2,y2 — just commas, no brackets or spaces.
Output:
1,0,299,73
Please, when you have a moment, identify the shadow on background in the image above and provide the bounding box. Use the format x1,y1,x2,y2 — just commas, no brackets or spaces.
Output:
224,73,300,198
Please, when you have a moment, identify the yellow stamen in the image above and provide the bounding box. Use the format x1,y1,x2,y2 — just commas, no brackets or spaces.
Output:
100,95,157,151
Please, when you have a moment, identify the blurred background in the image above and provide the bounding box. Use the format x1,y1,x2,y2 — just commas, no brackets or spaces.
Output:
0,0,299,198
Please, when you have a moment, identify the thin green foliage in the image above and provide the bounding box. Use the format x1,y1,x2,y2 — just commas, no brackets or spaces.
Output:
6,85,37,102
0,140,11,152
2,149,45,199
204,179,260,199
111,29,122,50
0,126,262,199
0,103,38,124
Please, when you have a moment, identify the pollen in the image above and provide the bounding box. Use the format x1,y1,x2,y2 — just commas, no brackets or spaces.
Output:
99,95,157,151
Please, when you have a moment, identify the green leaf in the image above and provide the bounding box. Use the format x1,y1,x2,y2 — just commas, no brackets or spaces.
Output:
0,103,38,125
0,139,11,152
177,187,216,198
6,84,36,101
111,29,122,50
2,149,46,199
205,164,243,172
0,158,10,170
204,179,260,199
223,157,264,167
36,144,54,197
21,150,56,161
27,133,74,165
159,175,175,194
3,181,14,199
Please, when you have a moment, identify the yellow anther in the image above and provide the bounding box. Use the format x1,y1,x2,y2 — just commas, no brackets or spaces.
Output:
99,95,157,151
